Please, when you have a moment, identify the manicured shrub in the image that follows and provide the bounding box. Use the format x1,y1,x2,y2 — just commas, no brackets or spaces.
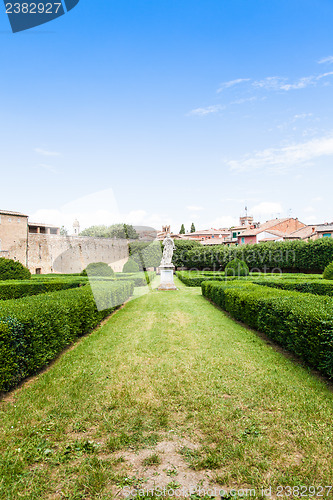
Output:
0,258,31,281
177,238,333,273
122,259,140,273
225,259,249,277
253,279,333,297
116,271,156,286
323,262,333,280
81,262,115,277
202,280,333,378
0,281,133,392
130,241,163,269
0,278,87,301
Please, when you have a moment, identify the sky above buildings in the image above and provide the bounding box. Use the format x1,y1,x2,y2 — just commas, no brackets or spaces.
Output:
1,0,333,233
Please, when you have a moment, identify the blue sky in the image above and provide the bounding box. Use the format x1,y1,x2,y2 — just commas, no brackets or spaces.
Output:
1,0,333,232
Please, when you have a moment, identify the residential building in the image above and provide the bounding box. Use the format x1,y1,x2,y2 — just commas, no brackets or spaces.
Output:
237,218,306,245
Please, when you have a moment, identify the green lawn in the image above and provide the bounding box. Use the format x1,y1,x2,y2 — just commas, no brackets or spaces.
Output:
1,278,333,499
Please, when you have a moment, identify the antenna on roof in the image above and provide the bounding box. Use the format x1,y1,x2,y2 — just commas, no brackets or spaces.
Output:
245,206,248,217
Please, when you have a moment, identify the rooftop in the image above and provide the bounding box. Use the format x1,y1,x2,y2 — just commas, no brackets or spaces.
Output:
316,224,333,232
0,209,28,217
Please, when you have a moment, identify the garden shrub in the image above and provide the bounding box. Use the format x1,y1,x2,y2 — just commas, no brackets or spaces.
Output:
225,259,249,277
253,279,333,297
0,258,31,281
122,259,140,273
130,241,162,269
0,281,133,392
202,280,333,378
81,262,115,277
116,271,156,286
0,278,87,301
178,238,333,273
323,262,333,280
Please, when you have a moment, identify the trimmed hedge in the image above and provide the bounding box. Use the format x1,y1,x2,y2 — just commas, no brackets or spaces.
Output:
179,238,333,273
323,262,333,280
225,258,249,277
116,271,156,287
0,258,31,281
176,270,323,287
81,262,115,277
0,281,133,392
0,278,87,301
253,279,333,297
129,240,201,270
122,259,140,273
202,280,333,378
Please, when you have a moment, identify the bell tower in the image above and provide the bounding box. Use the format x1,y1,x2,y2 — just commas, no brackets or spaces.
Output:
73,219,80,236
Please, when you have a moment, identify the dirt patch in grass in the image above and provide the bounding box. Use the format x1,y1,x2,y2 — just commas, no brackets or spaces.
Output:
110,436,223,497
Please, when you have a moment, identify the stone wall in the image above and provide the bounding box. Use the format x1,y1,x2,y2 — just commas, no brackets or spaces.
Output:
0,213,28,265
28,234,129,274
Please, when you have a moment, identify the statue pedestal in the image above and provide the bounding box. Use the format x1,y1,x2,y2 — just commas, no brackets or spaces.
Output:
158,264,177,291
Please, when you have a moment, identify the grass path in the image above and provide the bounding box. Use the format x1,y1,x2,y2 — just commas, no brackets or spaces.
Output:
1,278,333,499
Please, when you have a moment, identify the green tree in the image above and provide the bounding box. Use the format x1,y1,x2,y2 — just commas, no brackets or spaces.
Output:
0,258,31,281
80,224,139,239
179,224,185,234
81,262,115,277
60,226,68,236
190,223,196,233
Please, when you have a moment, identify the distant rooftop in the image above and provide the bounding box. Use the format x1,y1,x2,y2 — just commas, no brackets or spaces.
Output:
28,221,59,228
0,209,28,217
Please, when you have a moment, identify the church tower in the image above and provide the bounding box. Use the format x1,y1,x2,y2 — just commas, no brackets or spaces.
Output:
73,219,80,236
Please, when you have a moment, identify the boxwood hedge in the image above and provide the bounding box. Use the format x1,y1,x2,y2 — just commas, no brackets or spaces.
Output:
0,278,87,301
202,280,333,378
0,280,133,392
252,279,333,297
116,271,156,287
180,238,333,273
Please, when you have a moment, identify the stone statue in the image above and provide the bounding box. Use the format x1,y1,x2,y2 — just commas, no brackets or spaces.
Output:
161,234,175,266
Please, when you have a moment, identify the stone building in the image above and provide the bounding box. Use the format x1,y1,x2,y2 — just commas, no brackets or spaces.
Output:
0,209,129,274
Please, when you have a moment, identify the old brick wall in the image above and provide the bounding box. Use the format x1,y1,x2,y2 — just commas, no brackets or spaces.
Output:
28,234,129,274
0,214,28,265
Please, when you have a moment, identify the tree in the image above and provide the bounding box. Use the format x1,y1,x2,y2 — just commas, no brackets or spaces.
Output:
190,223,196,233
60,226,68,236
179,224,185,234
123,259,140,273
81,262,115,277
0,258,31,280
80,224,139,239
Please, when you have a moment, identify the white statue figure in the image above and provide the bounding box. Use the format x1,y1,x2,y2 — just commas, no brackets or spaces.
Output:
161,233,175,266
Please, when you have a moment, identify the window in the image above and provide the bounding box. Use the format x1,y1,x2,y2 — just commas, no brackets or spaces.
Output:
35,268,41,275
241,237,245,244
323,233,332,238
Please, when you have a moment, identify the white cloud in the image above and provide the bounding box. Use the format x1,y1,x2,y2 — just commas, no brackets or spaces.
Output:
250,202,283,219
253,72,333,92
189,105,224,116
210,215,238,229
230,96,257,105
293,113,313,120
29,189,163,232
227,133,333,173
187,205,204,211
318,56,333,64
311,196,323,202
35,148,61,157
217,78,251,93
304,206,315,213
